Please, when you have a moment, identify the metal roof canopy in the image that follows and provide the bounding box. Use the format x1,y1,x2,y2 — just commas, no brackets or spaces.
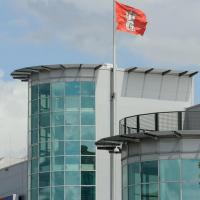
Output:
11,64,198,81
95,131,200,153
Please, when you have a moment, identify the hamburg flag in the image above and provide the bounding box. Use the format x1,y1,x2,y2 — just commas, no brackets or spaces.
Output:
116,1,147,35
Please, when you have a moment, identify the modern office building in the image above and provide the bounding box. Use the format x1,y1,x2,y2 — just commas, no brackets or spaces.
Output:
10,64,197,200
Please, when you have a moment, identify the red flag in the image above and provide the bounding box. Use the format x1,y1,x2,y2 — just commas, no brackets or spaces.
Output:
116,1,147,35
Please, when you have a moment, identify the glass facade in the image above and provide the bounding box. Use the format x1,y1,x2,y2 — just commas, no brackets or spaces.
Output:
123,159,200,200
29,81,96,200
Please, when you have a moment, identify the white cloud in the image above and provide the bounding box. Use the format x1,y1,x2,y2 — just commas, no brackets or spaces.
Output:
0,74,27,159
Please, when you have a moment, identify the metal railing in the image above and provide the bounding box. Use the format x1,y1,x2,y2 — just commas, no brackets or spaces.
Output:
119,111,200,135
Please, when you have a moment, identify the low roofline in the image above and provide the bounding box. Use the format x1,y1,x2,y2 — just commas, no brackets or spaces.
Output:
11,63,198,82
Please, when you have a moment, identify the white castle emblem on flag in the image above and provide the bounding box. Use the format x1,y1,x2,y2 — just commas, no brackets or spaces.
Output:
126,11,136,31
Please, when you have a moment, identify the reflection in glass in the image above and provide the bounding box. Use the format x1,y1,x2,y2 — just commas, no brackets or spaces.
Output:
39,98,50,113
128,162,140,185
65,126,80,140
31,85,38,100
52,97,64,111
160,160,180,182
39,187,50,200
182,159,200,181
39,128,50,143
39,157,50,172
65,111,80,125
52,141,64,156
52,171,64,186
141,161,158,183
39,83,50,99
81,141,95,155
31,174,38,188
81,171,95,185
31,159,38,174
51,112,64,126
160,183,180,200
31,129,38,145
81,156,95,171
65,171,80,185
81,82,95,96
39,113,50,128
39,142,50,157
52,187,64,200
65,156,80,171
52,126,64,140
65,96,80,110
52,156,64,171
81,96,95,109
52,82,64,97
81,111,95,125
39,172,50,187
81,126,95,140
81,186,95,200
141,184,158,200
31,115,38,130
65,82,80,96
31,188,38,200
128,185,141,200
31,145,38,158
32,100,38,115
65,186,80,200
182,182,200,199
65,141,80,155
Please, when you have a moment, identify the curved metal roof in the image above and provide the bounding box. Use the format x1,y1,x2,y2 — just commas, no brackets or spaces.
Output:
11,63,198,82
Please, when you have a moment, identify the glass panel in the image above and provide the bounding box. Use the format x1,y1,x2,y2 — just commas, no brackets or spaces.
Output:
81,111,95,125
81,186,95,200
39,83,50,99
160,183,180,200
31,129,38,145
39,113,50,128
52,187,64,200
52,112,64,126
65,111,80,125
81,141,95,155
65,186,80,200
65,96,80,110
52,171,64,186
65,141,80,155
39,128,50,143
65,156,80,171
52,97,64,111
182,159,200,181
31,85,38,100
81,156,95,171
39,142,50,157
182,182,200,200
81,96,95,109
31,174,38,188
31,115,38,130
32,100,38,115
141,184,158,200
81,82,95,96
65,126,80,140
39,172,50,187
39,157,50,172
128,185,141,200
52,156,64,171
128,162,140,185
31,159,38,174
141,161,158,183
123,165,128,187
31,188,38,200
81,126,95,140
81,171,95,185
39,187,50,200
52,126,64,140
65,171,80,185
39,98,50,113
65,82,80,96
52,82,64,97
31,145,38,158
160,159,180,182
52,141,64,156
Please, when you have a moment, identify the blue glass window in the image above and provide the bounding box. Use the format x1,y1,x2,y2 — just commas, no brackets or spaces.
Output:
52,126,64,140
39,187,50,200
65,126,80,140
182,183,200,199
128,162,140,185
81,171,95,185
141,184,158,200
52,97,64,111
31,115,38,130
31,159,38,174
65,82,80,96
52,82,64,97
65,171,80,185
31,174,38,188
65,141,80,155
81,82,95,96
31,145,38,158
81,126,95,140
39,172,50,187
32,100,38,115
128,185,140,200
81,186,95,200
31,129,38,144
81,156,95,171
39,83,50,99
81,97,95,109
160,183,180,200
65,156,80,171
39,157,50,172
52,171,64,186
31,189,38,200
52,141,64,156
52,156,64,171
81,111,95,125
31,85,38,100
65,186,80,200
51,112,64,126
39,113,50,127
39,142,50,157
39,98,50,113
52,187,64,200
81,141,95,155
65,96,80,110
65,111,80,125
39,127,50,143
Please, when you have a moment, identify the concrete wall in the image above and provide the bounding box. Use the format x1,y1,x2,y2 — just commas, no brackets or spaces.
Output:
0,161,28,199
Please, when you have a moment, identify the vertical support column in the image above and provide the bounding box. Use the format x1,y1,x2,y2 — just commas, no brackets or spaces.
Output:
178,112,182,130
124,118,127,135
137,115,140,133
155,113,159,131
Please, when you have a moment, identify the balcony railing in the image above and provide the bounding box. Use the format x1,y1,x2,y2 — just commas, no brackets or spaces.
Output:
119,111,200,135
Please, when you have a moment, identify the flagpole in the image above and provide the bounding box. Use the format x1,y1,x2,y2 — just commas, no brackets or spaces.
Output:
110,0,116,200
